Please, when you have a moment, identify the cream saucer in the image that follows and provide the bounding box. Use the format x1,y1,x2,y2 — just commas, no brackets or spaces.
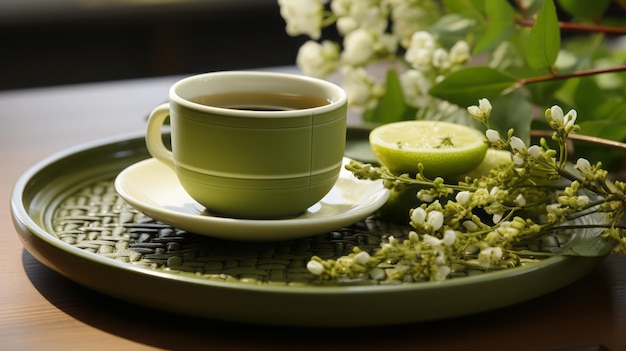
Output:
114,157,390,241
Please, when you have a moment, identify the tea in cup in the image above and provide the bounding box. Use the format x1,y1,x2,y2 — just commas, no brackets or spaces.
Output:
145,71,347,219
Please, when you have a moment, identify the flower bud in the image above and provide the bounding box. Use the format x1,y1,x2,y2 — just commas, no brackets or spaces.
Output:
515,194,526,207
564,109,577,130
306,260,324,276
353,251,371,265
485,129,500,143
442,230,457,246
423,234,442,246
548,105,564,124
463,220,479,231
455,191,471,205
478,98,492,116
427,211,444,231
478,247,503,268
576,158,593,175
527,145,541,158
410,207,427,224
509,136,526,152
434,265,451,281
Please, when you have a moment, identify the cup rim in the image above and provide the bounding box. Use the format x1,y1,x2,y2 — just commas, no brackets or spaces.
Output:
169,71,347,117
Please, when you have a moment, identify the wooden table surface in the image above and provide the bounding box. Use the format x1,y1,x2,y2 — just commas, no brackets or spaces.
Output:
1,68,625,351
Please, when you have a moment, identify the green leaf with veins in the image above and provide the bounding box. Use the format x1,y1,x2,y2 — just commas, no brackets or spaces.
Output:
473,0,515,54
526,0,561,70
429,66,518,108
557,0,611,20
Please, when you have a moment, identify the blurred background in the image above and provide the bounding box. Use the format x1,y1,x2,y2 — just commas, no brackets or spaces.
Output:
0,0,304,90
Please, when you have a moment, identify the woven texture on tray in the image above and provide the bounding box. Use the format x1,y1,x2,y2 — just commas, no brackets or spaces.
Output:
52,179,552,286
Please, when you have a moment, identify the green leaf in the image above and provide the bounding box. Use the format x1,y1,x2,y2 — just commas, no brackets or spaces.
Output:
363,68,416,124
526,0,561,70
579,101,626,141
429,66,518,108
576,102,626,172
523,0,545,14
557,0,611,20
427,14,477,47
443,0,484,20
555,235,615,257
572,77,607,118
473,0,515,54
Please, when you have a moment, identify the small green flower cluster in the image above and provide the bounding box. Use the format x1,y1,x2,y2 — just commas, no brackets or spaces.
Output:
307,99,626,283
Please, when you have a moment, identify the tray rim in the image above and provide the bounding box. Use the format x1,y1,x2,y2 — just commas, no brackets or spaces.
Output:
10,129,606,326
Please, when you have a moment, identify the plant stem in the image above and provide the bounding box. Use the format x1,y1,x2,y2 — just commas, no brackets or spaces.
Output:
516,18,626,35
519,64,626,85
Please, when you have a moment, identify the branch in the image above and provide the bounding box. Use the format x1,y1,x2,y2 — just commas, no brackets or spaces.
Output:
519,64,626,85
516,18,626,35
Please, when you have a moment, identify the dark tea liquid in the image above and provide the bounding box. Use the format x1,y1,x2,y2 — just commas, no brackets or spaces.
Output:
190,92,330,111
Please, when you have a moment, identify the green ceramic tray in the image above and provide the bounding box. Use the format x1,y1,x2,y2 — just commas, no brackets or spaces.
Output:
11,128,604,327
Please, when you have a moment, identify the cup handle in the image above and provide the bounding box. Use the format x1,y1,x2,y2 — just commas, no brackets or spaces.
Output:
145,103,175,170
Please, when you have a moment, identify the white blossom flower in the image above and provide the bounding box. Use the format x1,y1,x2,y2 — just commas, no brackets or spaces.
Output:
478,247,503,268
509,136,526,152
463,220,479,231
353,251,371,265
485,129,500,143
576,158,593,175
408,31,435,50
433,248,446,265
377,33,399,54
478,98,492,116
515,194,526,207
442,230,457,246
432,48,450,70
417,190,434,202
489,187,500,198
330,0,350,16
406,48,433,70
496,221,520,238
527,145,541,158
296,40,339,78
387,235,399,245
342,28,376,66
349,1,389,34
405,31,435,69
340,65,381,110
278,0,325,39
433,265,451,281
549,105,564,124
427,210,444,231
467,105,482,118
546,203,560,214
400,69,432,108
411,207,427,224
513,154,524,166
467,99,492,122
455,191,471,205
306,260,324,275
564,109,577,130
369,267,386,280
577,195,590,207
336,16,359,34
423,234,442,246
449,40,470,64
492,212,503,224
389,0,441,47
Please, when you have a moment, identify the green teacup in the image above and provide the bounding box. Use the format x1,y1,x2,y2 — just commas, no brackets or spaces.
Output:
145,71,347,219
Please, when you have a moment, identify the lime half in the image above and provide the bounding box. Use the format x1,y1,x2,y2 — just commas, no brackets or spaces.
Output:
369,120,488,179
